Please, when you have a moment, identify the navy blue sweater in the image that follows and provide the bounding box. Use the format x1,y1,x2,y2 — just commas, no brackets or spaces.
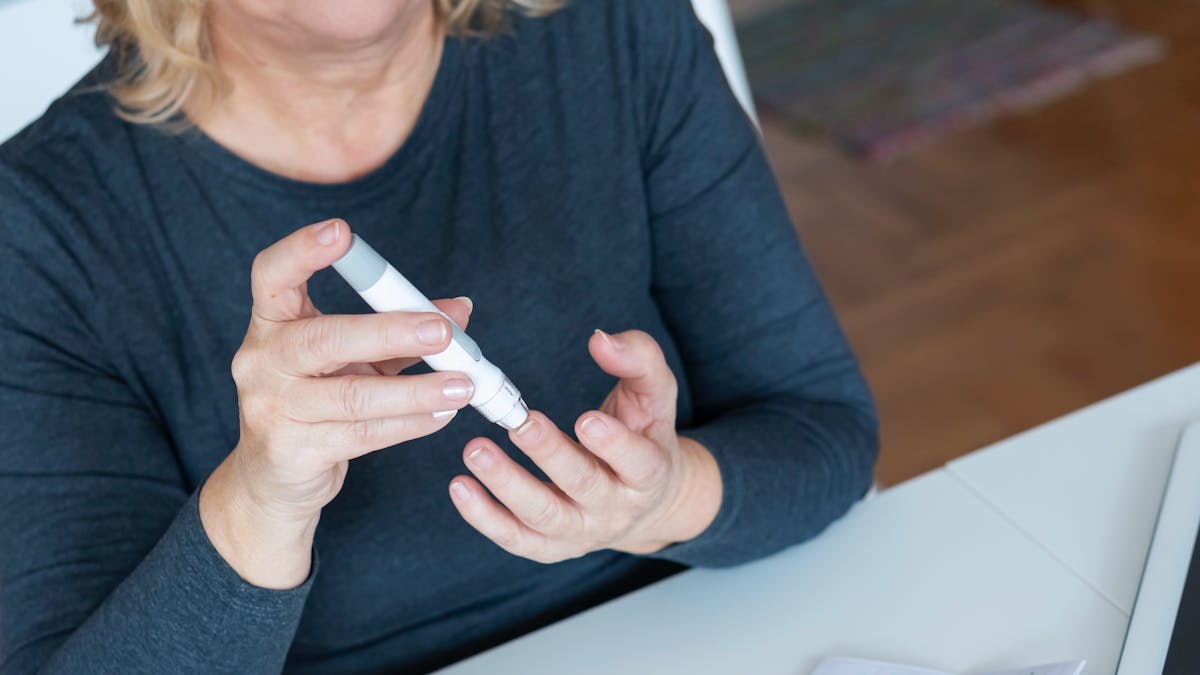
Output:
0,1,877,672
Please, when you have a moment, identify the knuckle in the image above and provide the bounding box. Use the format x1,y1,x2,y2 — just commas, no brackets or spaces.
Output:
589,522,617,548
335,377,372,419
396,377,425,412
594,522,627,551
230,349,256,383
527,496,563,531
300,319,339,368
630,455,669,489
349,417,384,445
568,463,606,500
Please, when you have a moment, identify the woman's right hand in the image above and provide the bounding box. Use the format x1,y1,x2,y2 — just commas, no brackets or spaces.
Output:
200,219,474,589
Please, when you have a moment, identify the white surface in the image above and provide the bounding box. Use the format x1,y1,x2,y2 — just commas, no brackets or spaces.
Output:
1116,421,1200,674
977,661,1085,675
948,363,1200,613
978,661,1086,675
813,657,955,675
689,0,758,124
439,364,1200,675
439,471,1126,675
0,0,104,143
813,656,1085,675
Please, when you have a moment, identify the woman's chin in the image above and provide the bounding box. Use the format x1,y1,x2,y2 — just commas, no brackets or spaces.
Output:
223,0,428,51
297,2,421,45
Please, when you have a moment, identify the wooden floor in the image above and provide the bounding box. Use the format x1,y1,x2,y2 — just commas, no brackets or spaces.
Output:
750,0,1200,485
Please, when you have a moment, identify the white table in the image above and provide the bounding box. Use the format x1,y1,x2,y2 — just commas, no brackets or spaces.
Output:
441,364,1200,674
949,363,1200,615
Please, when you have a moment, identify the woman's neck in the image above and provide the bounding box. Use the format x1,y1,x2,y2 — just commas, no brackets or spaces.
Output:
189,2,443,184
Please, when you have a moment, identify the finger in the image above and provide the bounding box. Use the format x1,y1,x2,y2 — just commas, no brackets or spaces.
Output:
286,372,474,422
575,410,668,492
274,311,453,375
462,438,581,537
373,296,474,376
449,476,558,563
315,409,460,462
251,219,353,323
438,296,474,332
509,412,614,505
589,330,677,420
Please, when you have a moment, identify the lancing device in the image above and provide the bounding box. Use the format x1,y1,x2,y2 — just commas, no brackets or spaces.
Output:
331,234,530,430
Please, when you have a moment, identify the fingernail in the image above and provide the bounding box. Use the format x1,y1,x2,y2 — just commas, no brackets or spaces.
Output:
468,446,496,470
580,415,610,439
443,378,474,401
314,219,341,245
417,319,448,345
455,296,474,313
514,417,542,443
433,409,458,420
450,481,472,501
595,329,623,350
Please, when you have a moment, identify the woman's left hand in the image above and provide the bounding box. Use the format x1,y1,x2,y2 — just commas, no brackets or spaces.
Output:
448,329,723,562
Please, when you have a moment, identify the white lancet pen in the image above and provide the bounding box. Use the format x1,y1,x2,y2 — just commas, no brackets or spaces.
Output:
331,234,530,430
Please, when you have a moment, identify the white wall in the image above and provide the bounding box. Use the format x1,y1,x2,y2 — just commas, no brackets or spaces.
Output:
0,0,105,142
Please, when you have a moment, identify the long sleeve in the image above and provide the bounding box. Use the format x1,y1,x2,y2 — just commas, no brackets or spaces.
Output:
636,1,879,567
0,182,314,673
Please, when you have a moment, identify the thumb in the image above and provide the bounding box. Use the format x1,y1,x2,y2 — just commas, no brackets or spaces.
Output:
588,329,678,422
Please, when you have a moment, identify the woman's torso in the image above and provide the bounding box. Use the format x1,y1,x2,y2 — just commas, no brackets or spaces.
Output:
1,3,695,670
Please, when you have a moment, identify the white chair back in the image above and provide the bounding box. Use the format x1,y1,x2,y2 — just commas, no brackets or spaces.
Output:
690,0,758,124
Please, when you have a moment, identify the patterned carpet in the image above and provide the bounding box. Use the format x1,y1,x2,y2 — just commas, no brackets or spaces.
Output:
737,0,1165,161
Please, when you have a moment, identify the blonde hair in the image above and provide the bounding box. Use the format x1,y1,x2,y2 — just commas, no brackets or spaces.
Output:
89,0,563,125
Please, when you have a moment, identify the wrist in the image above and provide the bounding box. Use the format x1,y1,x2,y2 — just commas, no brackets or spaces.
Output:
643,436,723,551
199,454,319,590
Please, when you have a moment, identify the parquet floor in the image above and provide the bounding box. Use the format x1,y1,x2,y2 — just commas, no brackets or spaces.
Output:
750,0,1200,485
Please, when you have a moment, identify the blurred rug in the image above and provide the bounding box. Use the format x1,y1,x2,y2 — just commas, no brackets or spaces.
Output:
736,0,1165,161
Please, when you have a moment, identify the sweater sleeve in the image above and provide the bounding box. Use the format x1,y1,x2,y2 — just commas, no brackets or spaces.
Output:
0,181,313,673
634,0,880,567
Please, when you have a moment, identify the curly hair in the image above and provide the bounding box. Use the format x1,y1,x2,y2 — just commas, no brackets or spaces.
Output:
89,0,563,125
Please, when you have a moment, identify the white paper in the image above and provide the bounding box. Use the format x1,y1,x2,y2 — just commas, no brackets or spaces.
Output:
812,657,1086,675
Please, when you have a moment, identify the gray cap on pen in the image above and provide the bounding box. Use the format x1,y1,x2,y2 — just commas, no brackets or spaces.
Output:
332,234,388,292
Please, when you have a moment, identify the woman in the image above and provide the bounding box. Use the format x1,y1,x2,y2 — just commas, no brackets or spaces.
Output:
0,0,877,672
